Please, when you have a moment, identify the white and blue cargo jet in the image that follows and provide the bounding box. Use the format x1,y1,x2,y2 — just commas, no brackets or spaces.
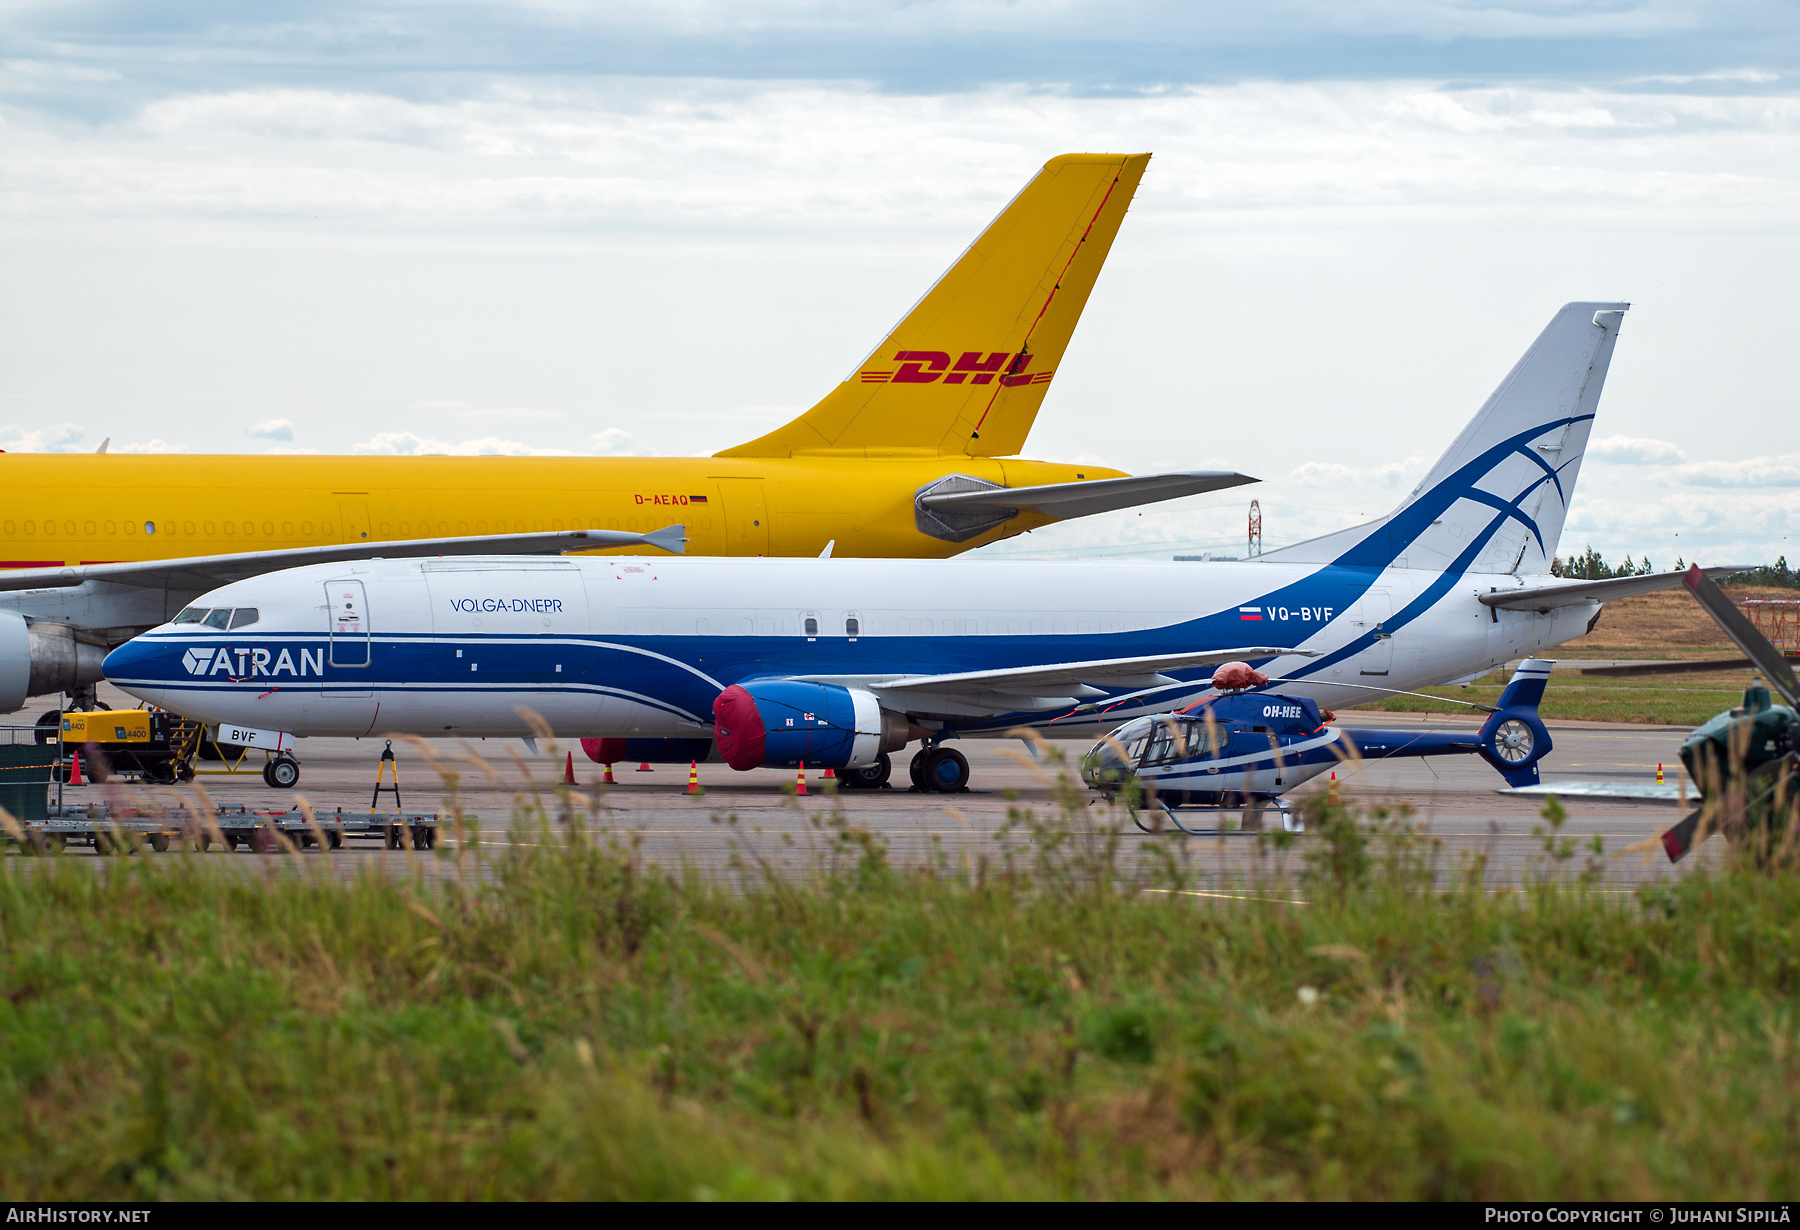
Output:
103,302,1732,792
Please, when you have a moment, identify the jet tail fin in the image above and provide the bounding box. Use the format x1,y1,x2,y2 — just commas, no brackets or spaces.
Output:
1260,303,1628,575
718,152,1150,460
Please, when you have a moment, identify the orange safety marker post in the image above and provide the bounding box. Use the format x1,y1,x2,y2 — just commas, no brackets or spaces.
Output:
1329,769,1337,804
563,752,576,786
70,751,83,787
603,763,616,785
686,760,701,795
1657,763,1665,784
636,762,654,772
796,761,808,796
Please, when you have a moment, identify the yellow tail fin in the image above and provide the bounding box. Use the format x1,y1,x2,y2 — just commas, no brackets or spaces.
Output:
718,152,1150,459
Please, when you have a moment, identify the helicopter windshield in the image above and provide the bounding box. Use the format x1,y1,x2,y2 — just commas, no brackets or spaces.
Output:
1105,716,1229,768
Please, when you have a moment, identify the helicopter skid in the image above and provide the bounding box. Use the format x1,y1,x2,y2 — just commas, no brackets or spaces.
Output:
1130,797,1304,836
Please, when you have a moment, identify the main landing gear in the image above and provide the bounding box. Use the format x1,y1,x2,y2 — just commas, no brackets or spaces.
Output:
838,753,894,790
907,745,970,794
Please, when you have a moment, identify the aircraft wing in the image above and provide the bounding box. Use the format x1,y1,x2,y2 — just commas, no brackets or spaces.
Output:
916,471,1258,521
1477,566,1752,612
0,525,687,594
800,646,1309,718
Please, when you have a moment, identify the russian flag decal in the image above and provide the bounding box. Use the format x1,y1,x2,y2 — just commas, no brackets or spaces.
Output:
1238,606,1262,621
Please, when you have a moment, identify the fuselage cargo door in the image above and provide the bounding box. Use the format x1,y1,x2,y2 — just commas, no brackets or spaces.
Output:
1349,588,1393,677
714,479,769,556
339,501,371,543
326,579,371,667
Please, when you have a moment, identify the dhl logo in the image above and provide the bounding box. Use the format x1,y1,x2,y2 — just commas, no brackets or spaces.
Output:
858,350,1054,388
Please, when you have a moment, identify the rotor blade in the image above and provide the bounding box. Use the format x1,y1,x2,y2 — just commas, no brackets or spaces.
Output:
1684,564,1800,707
1660,808,1705,863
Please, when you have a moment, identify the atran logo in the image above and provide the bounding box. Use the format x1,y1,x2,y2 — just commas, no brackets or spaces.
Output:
180,645,327,678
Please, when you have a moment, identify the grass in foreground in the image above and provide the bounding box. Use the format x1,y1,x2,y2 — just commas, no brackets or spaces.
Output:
0,755,1797,1201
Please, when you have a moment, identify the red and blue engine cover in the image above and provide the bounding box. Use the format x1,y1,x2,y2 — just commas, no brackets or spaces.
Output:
713,681,864,770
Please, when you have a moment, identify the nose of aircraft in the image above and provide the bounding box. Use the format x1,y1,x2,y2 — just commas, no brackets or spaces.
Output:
1080,737,1136,791
102,634,173,694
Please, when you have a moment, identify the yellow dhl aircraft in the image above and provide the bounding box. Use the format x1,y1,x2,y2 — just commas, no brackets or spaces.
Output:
0,151,1254,714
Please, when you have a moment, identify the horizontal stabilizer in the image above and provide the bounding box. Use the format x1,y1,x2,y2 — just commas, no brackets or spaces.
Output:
917,470,1257,521
1479,565,1751,611
0,526,686,595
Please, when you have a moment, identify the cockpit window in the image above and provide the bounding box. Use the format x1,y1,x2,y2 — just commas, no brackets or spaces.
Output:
202,609,232,629
228,607,260,630
1108,715,1229,769
173,607,206,624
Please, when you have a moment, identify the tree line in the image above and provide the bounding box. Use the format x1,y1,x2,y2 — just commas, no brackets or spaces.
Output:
1549,549,1798,589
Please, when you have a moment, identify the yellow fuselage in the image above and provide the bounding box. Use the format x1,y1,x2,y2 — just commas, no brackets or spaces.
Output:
0,453,1120,566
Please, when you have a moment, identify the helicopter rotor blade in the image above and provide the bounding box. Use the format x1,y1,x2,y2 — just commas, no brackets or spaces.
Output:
1660,808,1705,863
1684,564,1800,708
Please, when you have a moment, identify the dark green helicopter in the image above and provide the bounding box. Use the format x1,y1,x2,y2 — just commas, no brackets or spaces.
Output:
1661,566,1800,865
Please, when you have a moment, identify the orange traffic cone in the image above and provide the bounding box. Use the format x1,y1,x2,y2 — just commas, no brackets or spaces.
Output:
796,761,808,796
69,751,83,787
1657,762,1665,784
636,762,653,773
822,766,836,779
563,752,576,786
603,763,615,785
686,760,701,794
1329,770,1338,804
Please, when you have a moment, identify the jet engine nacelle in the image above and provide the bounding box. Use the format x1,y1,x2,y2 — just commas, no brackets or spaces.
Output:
0,614,107,713
712,681,910,771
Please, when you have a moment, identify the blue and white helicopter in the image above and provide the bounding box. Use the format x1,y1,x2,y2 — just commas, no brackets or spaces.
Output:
1080,659,1554,833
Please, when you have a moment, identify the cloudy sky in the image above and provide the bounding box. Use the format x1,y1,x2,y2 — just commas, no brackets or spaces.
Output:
2,1,1797,567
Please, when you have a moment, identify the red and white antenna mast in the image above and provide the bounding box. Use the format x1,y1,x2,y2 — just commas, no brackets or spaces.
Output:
1247,499,1262,557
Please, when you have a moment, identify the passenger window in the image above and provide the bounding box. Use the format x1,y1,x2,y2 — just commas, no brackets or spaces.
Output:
1181,719,1228,756
804,616,818,636
202,609,232,629
229,608,260,630
845,617,860,636
173,608,207,624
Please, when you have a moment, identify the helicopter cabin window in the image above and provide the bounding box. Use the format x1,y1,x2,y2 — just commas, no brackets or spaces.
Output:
845,616,860,637
1138,719,1228,768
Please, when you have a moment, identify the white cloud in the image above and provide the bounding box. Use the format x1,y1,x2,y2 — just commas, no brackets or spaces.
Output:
588,428,652,456
118,438,181,453
5,78,1798,238
1587,434,1686,465
1668,454,1800,487
0,423,84,451
247,418,295,442
1288,457,1430,488
351,431,579,456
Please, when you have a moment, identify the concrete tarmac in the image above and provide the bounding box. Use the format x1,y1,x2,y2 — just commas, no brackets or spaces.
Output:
40,700,1710,891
